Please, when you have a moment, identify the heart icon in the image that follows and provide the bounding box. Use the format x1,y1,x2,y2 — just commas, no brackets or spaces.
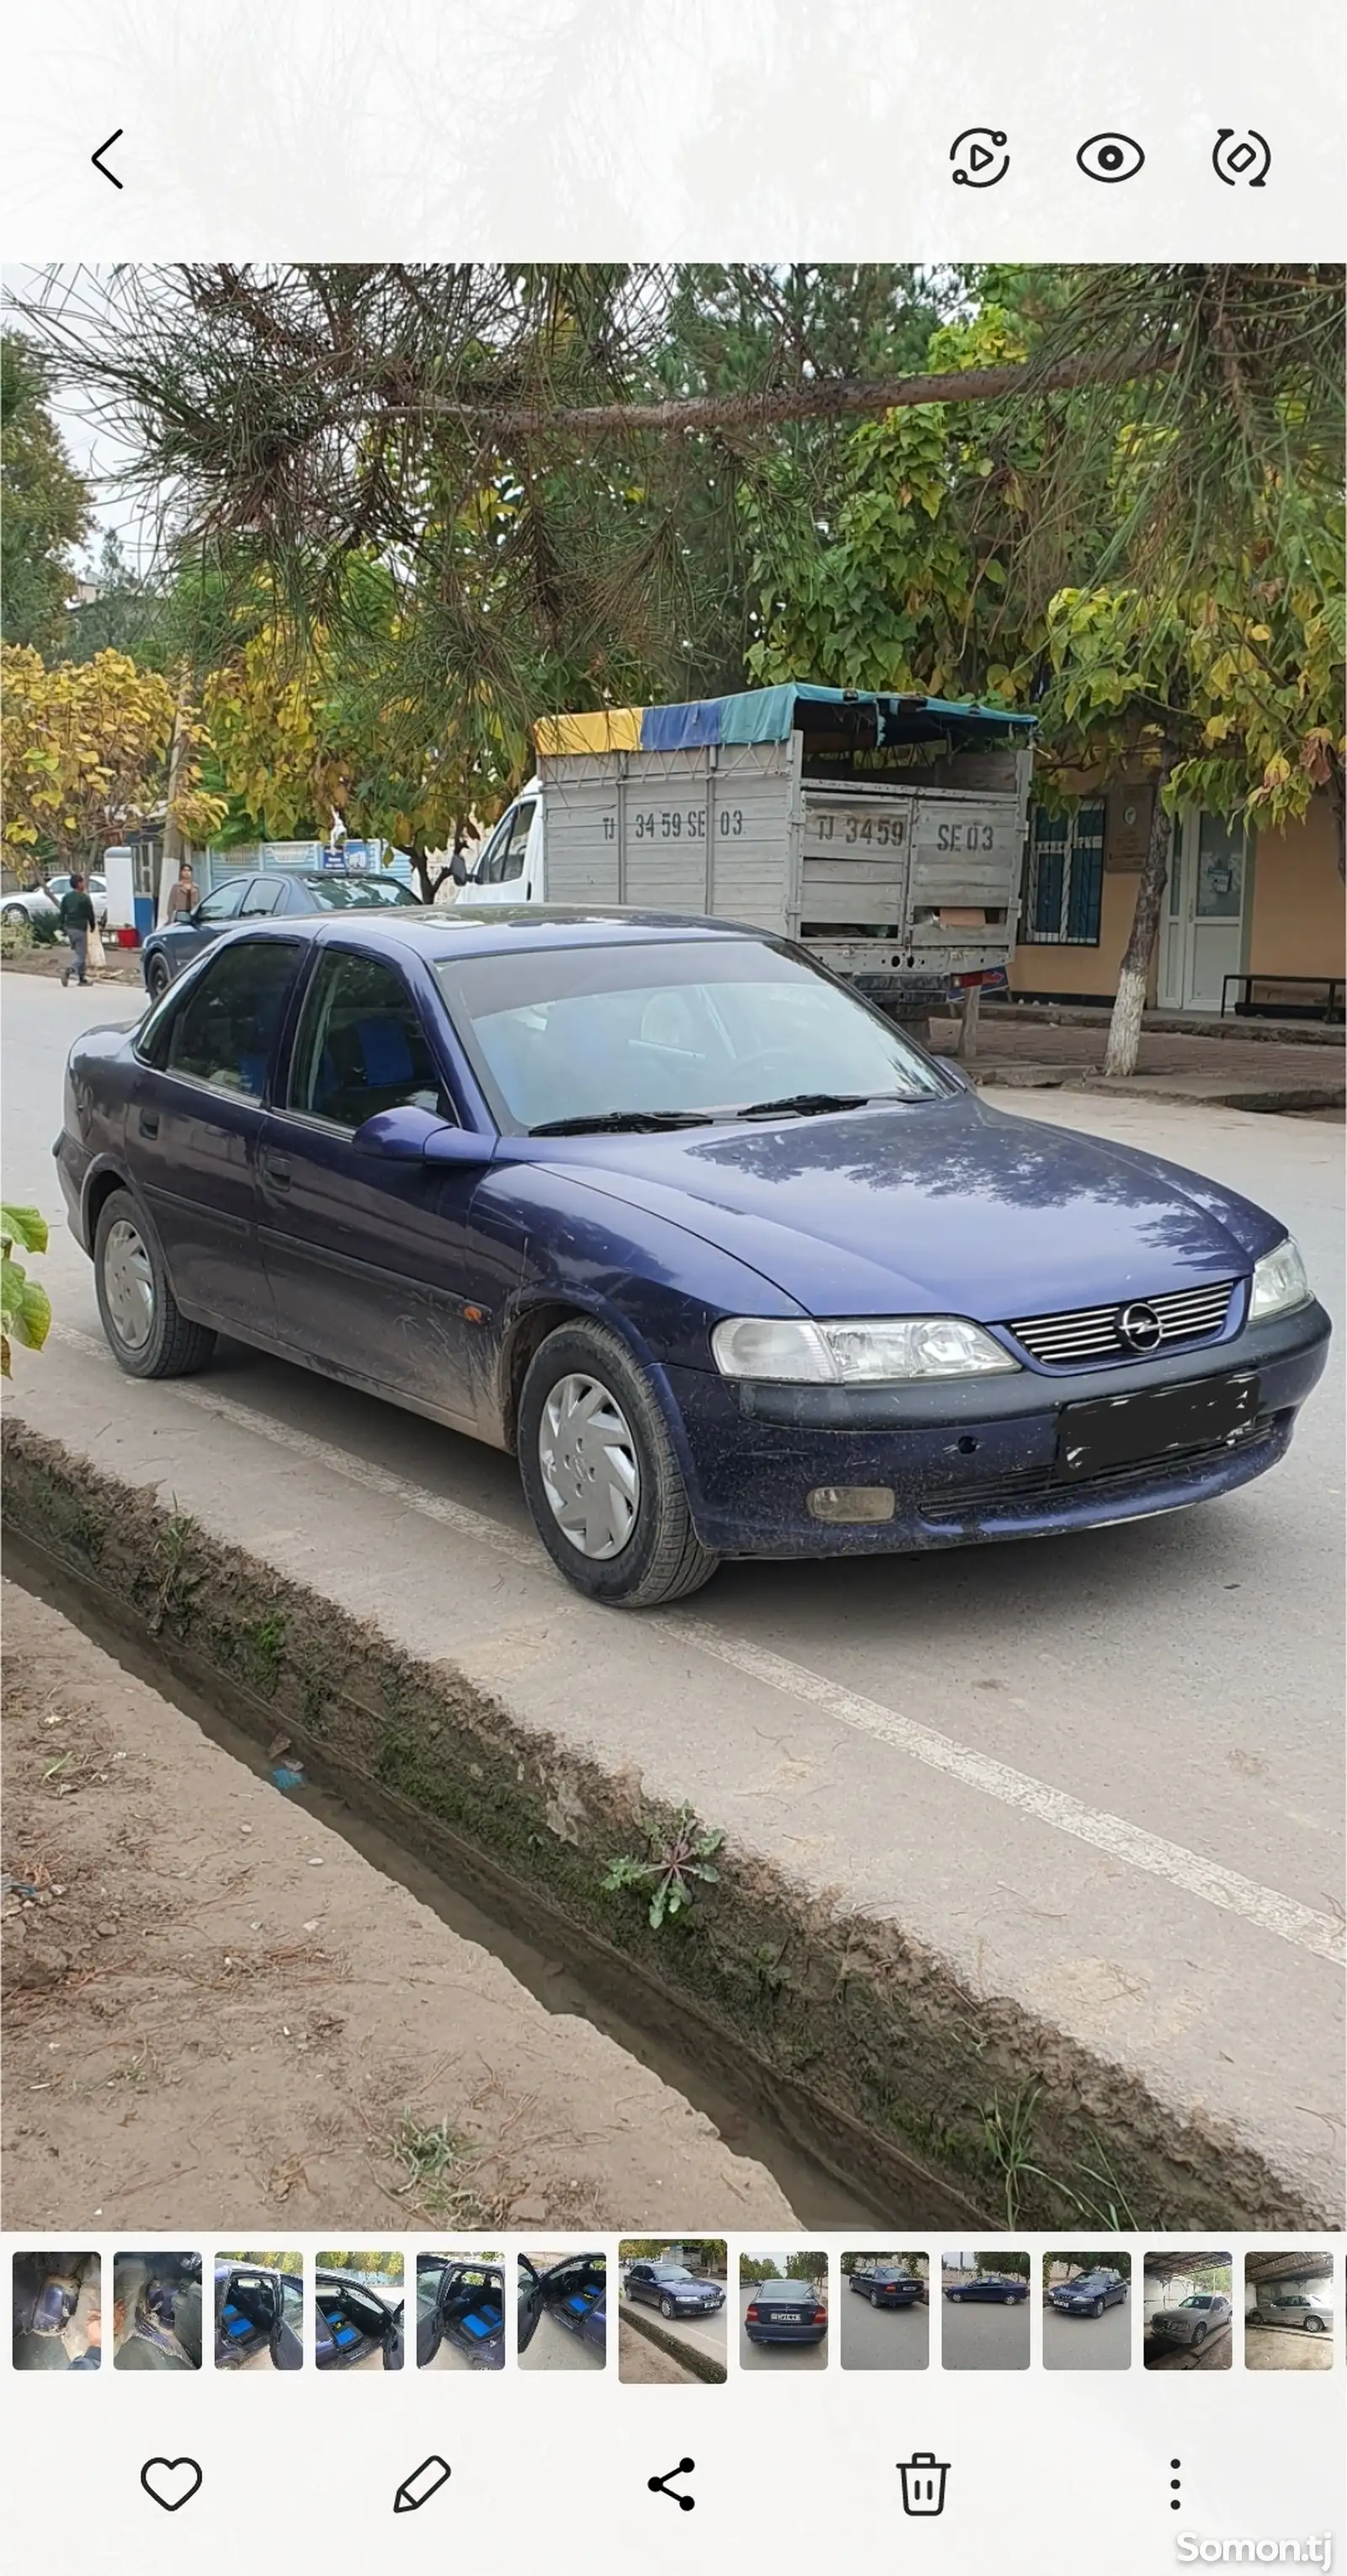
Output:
140,2458,203,2512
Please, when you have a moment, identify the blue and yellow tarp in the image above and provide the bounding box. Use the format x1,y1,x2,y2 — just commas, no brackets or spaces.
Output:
535,684,1035,759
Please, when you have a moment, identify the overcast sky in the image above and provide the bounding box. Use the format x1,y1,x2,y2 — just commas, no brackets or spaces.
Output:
3,264,153,573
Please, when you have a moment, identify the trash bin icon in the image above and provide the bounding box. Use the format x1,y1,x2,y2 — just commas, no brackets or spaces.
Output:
897,2452,950,2517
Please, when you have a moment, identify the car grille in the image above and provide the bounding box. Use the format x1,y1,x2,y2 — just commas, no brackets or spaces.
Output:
919,1409,1275,1520
1006,1276,1237,1366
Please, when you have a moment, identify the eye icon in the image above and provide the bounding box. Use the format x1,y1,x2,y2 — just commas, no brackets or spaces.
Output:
1077,131,1145,183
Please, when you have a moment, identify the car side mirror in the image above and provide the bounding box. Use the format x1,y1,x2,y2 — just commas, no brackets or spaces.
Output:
450,849,471,888
352,1105,492,1167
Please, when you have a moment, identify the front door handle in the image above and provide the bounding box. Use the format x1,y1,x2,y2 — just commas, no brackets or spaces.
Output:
138,1110,160,1137
263,1153,291,1189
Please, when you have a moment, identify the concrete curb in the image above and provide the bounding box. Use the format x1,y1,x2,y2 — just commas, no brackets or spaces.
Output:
618,2299,728,2383
4,1416,1332,2234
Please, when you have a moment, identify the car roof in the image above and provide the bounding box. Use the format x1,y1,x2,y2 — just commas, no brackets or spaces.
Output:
222,904,772,963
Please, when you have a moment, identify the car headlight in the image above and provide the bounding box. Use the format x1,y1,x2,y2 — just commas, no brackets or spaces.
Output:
711,1315,1020,1384
1249,1236,1311,1322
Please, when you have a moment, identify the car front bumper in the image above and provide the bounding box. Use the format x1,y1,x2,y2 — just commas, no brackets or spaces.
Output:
663,1300,1331,1559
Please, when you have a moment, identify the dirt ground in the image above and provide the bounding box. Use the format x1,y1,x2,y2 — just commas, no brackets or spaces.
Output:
0,1581,796,2233
618,2317,698,2384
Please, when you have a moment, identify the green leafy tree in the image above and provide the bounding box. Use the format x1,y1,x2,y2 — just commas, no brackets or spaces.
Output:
1,1205,51,1377
0,333,92,651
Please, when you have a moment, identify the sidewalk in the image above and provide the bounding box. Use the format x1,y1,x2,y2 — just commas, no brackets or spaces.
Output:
930,1011,1345,1112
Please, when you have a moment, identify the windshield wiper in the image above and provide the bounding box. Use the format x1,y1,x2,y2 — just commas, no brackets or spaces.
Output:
732,1091,870,1120
529,1109,716,1136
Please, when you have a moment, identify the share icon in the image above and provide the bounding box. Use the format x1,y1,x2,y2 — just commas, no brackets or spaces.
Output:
648,2458,695,2510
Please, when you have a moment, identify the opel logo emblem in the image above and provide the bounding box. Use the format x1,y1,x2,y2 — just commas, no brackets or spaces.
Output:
1117,1300,1163,1352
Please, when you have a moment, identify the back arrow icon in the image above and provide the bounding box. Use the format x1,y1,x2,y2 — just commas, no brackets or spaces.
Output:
92,131,124,188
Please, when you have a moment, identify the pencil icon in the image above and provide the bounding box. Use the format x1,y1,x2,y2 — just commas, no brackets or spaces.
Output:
393,2456,451,2514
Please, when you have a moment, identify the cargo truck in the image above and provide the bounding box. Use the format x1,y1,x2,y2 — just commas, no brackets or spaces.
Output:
460,682,1036,1027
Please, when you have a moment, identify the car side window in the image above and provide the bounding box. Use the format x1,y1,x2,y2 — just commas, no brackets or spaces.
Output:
195,879,248,924
164,941,303,1098
497,804,535,883
475,808,519,885
240,878,284,916
286,949,449,1130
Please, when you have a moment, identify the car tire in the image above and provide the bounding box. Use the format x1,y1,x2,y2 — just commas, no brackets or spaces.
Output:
1003,2293,1018,2305
1191,2324,1206,2347
144,951,172,1000
517,1319,720,1608
659,2298,676,2321
3,902,29,927
870,2291,881,2308
1090,2300,1104,2317
93,1188,217,1379
1303,2315,1325,2333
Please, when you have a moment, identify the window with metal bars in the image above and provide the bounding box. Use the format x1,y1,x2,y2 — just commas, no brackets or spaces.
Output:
1021,802,1106,944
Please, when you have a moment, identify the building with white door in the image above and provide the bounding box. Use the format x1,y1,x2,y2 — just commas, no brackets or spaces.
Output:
1009,780,1343,1020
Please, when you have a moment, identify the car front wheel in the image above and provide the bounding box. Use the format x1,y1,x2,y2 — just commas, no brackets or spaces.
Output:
659,2298,676,2320
1090,2300,1104,2317
1190,2324,1206,2346
517,1320,719,1608
94,1189,216,1379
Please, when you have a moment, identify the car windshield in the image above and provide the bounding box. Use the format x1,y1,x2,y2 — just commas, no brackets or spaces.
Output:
434,936,948,1133
300,874,420,908
655,2267,695,2282
1179,2296,1215,2308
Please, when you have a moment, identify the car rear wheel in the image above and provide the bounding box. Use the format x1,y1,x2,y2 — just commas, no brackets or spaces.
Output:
869,2290,881,2307
1303,2315,1325,2333
517,1320,719,1608
144,951,172,1000
3,902,29,926
94,1190,216,1379
1003,2294,1018,2305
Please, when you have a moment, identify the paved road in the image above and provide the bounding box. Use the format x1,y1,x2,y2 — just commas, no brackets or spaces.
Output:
839,2287,930,2371
737,2283,828,2371
940,2294,1031,2371
1042,2299,1131,2370
4,978,1343,2217
619,2295,727,2372
1243,2319,1334,2371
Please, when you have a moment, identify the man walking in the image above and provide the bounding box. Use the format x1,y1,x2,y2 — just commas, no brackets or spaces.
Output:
58,872,97,986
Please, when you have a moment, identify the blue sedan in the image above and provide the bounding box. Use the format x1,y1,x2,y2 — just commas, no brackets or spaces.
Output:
140,868,423,998
743,2278,828,2345
56,907,1330,1608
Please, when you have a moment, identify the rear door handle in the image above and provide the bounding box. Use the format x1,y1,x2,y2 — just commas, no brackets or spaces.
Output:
138,1110,159,1137
263,1153,291,1189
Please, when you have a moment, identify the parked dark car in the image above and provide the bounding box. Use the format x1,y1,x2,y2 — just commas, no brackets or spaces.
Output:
744,2277,828,2345
626,2261,726,2320
1049,2269,1128,2317
416,2258,505,2368
519,2253,606,2361
215,2260,303,2368
57,909,1330,1609
849,2264,924,2308
313,2269,403,2369
140,870,423,997
945,2275,1030,2304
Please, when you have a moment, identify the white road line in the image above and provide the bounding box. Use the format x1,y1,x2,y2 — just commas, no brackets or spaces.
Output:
44,1323,1346,1966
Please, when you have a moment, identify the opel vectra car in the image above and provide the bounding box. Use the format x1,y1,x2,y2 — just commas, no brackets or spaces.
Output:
945,2274,1030,2304
849,2263,924,2308
416,2257,505,2369
56,909,1330,1608
518,2252,606,2362
625,2261,726,2320
743,2277,828,2346
215,2260,303,2368
313,2268,403,2369
1048,2268,1128,2318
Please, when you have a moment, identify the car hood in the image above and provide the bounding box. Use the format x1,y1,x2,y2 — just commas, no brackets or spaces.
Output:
533,1096,1280,1319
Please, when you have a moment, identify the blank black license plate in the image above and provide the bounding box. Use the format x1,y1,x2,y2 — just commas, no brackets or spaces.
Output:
1057,1373,1259,1481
